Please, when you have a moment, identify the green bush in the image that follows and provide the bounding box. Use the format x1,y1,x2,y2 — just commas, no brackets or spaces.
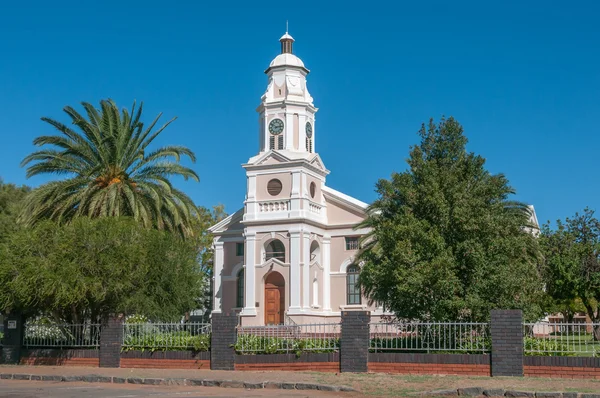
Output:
235,334,339,356
524,337,574,356
122,330,210,352
369,334,491,354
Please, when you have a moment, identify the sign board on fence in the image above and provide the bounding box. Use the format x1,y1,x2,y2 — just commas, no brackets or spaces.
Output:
7,320,16,329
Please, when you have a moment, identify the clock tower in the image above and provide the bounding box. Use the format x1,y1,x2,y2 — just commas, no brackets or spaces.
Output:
257,31,317,154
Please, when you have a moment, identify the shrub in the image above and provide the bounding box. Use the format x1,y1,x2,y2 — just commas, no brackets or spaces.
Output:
524,337,574,356
234,334,339,356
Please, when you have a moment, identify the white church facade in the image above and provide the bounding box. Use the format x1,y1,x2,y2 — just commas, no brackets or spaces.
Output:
209,32,384,326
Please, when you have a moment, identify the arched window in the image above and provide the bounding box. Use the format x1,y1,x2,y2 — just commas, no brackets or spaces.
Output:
265,239,285,262
310,241,320,263
236,269,245,308
346,265,361,305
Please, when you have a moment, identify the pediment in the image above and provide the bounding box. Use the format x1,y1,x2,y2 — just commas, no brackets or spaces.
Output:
208,208,244,234
309,154,326,171
256,151,291,166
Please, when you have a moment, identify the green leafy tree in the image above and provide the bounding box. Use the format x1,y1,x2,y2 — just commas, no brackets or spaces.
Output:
20,99,199,237
0,217,203,323
0,179,30,242
356,117,543,322
540,208,600,339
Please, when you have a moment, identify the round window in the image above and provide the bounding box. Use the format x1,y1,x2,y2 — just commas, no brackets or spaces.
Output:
310,182,316,198
267,179,283,196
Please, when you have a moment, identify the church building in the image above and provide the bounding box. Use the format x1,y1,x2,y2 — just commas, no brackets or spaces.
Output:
209,32,384,325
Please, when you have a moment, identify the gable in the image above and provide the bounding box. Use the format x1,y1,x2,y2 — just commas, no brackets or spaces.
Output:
209,208,244,234
326,198,366,226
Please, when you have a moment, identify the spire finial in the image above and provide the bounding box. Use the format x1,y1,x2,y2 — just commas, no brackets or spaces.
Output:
286,20,288,34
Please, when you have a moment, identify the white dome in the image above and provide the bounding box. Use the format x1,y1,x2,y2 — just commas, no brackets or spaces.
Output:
269,53,306,69
279,32,294,41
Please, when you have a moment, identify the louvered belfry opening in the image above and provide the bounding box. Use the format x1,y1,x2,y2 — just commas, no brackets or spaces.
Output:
281,39,293,54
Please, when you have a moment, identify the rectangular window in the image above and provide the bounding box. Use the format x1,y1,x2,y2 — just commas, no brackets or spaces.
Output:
236,243,244,257
345,237,359,250
346,272,361,305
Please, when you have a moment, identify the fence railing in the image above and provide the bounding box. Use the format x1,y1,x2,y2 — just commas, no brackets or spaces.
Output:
370,322,490,353
236,322,340,354
122,322,211,351
23,323,101,348
524,322,600,357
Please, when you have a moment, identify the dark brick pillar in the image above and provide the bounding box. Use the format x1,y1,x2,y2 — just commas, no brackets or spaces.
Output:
211,313,237,370
491,309,524,377
99,315,123,368
1,313,24,364
340,310,370,373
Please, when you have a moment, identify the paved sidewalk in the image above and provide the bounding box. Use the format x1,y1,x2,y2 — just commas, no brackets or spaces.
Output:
2,365,600,397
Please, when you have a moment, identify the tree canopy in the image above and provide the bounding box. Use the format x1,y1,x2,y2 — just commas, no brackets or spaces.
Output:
0,179,30,242
356,117,543,322
540,208,600,335
0,217,204,323
20,99,199,238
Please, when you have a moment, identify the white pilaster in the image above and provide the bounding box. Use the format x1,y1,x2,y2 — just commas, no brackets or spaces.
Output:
322,235,331,312
285,112,294,150
290,171,301,218
212,240,224,313
241,231,257,316
302,232,310,309
288,230,302,312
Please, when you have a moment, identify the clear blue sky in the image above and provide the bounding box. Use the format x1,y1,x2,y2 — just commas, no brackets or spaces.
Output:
1,1,598,225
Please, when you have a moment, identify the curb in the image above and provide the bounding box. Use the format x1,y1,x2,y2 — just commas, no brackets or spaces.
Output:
0,373,356,393
422,387,600,398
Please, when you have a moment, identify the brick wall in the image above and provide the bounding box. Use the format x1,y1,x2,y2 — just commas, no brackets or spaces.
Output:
235,353,339,372
491,309,523,377
340,311,370,373
524,356,600,379
19,349,99,367
368,353,490,376
120,350,210,369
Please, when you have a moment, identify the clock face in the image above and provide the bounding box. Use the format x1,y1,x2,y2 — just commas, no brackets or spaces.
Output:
269,119,284,135
305,122,313,138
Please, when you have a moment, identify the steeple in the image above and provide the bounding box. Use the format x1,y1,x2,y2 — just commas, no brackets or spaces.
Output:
257,32,317,155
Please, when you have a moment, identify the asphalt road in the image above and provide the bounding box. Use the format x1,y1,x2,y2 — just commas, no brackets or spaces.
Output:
0,380,348,398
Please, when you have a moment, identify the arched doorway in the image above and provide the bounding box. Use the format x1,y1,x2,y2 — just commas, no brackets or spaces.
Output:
264,271,285,325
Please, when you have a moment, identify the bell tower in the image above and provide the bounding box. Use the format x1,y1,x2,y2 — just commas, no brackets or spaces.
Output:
257,31,318,155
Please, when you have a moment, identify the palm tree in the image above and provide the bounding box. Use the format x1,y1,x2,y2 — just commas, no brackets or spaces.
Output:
20,99,200,237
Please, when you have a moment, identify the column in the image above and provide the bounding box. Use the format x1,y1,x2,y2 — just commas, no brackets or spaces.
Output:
99,315,123,368
491,309,524,376
241,231,257,316
1,313,24,364
322,236,331,312
340,311,370,373
210,313,237,370
302,232,311,310
212,240,224,313
289,230,302,312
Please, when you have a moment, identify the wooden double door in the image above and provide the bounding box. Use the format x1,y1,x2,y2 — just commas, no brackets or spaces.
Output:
264,272,285,325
